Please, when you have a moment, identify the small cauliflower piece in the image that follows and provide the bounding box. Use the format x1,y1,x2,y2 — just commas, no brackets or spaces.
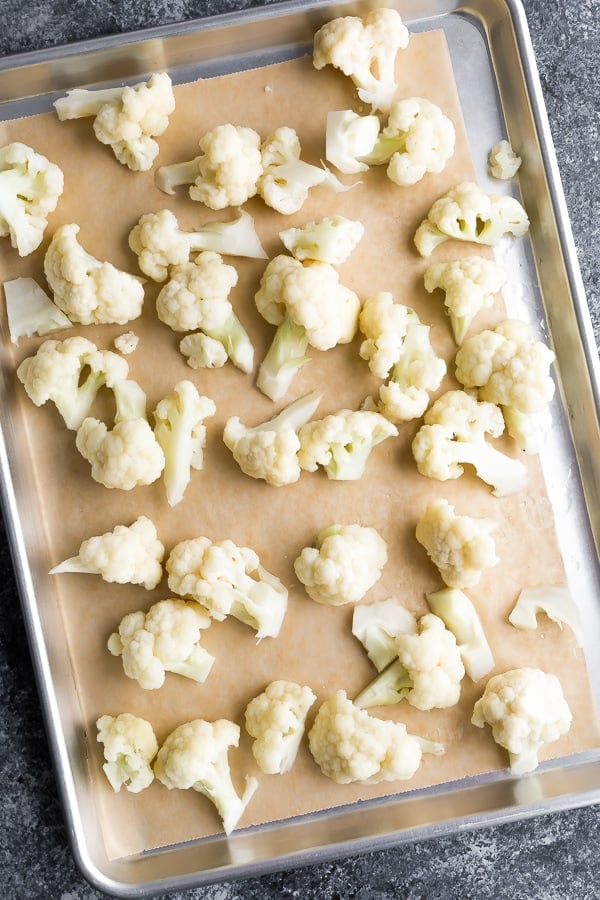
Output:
325,109,381,175
155,124,263,209
308,690,443,784
154,717,258,835
415,497,498,589
426,587,495,682
411,389,528,497
455,318,555,454
179,332,229,370
245,680,317,775
294,524,387,606
76,378,165,490
471,667,572,774
297,409,398,480
107,597,214,689
313,8,410,113
358,292,420,380
0,142,64,256
166,536,288,639
223,391,321,487
279,215,364,265
153,380,216,507
414,181,529,257
352,598,417,672
488,139,522,180
16,335,128,430
54,72,175,171
96,713,158,793
156,251,254,374
3,277,72,343
423,257,507,346
49,515,164,589
113,331,139,355
508,585,583,649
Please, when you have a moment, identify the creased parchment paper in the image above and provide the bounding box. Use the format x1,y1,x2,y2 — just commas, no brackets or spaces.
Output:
1,30,599,861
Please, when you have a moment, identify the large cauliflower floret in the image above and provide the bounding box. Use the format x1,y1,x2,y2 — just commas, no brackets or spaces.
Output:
313,8,410,113
96,713,158,793
395,613,465,711
245,680,317,775
297,409,398,480
107,597,214,690
0,141,64,256
414,181,530,257
308,690,443,784
49,515,164,589
471,667,572,774
155,124,263,209
358,292,420,380
423,257,507,345
294,524,387,606
44,223,145,325
455,318,555,453
415,498,498,589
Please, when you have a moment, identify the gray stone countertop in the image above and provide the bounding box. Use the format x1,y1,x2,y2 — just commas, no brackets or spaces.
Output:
0,1,598,897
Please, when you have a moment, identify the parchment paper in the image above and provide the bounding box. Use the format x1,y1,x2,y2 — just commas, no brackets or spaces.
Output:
1,30,598,861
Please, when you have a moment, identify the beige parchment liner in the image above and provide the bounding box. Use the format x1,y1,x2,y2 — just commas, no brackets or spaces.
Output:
1,30,599,861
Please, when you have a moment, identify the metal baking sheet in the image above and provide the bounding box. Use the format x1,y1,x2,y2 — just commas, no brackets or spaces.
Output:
1,0,600,895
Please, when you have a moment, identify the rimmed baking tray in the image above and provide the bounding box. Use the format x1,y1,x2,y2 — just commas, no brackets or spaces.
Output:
1,0,599,895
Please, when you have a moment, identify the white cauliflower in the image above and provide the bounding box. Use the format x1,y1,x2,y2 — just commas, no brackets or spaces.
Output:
179,332,229,370
427,587,495,682
166,536,288,639
293,524,387,606
471,667,572,774
455,318,555,453
49,515,164,589
44,223,145,325
155,123,263,209
358,292,420,380
279,215,364,265
96,713,158,793
325,109,381,175
244,680,317,774
16,335,128,430
3,277,72,344
488,139,522,180
297,409,398,480
352,598,417,672
308,690,443,784
154,718,258,835
223,391,321,487
423,256,507,345
0,141,64,256
254,254,360,401
508,585,583,649
113,331,139,354
414,181,530,257
107,597,214,690
313,8,410,112
415,498,498,589
54,72,175,171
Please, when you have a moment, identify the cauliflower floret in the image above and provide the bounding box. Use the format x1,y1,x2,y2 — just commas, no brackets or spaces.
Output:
16,335,128,430
54,73,175,171
415,498,498,589
179,332,229,370
278,215,364,265
455,319,555,453
107,597,214,690
325,109,381,175
427,587,495,682
358,292,420,380
294,524,387,606
297,409,398,480
352,597,418,672
471,667,572,774
313,8,410,112
44,223,145,325
223,391,321,487
414,181,530,257
245,680,317,774
488,139,522,180
396,613,465,710
96,713,158,793
166,536,288,639
154,717,258,835
308,690,443,784
0,141,64,256
423,256,507,345
49,515,164,589
113,331,139,355
155,124,263,209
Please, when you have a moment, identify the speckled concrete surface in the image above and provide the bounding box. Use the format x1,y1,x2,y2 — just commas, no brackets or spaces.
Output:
0,1,598,897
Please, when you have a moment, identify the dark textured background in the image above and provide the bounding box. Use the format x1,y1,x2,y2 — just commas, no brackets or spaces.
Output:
0,1,599,897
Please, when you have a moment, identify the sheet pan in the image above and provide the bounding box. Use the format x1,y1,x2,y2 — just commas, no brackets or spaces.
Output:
1,0,599,895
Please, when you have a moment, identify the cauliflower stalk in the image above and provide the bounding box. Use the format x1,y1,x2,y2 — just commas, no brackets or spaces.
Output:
154,717,258,835
3,277,72,344
352,598,417,672
325,109,381,175
294,524,387,606
245,680,317,775
279,215,364,265
96,713,158,793
166,536,288,639
0,141,64,256
107,597,214,689
50,515,164,589
471,667,572,774
427,587,495,682
297,409,398,480
508,585,583,649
